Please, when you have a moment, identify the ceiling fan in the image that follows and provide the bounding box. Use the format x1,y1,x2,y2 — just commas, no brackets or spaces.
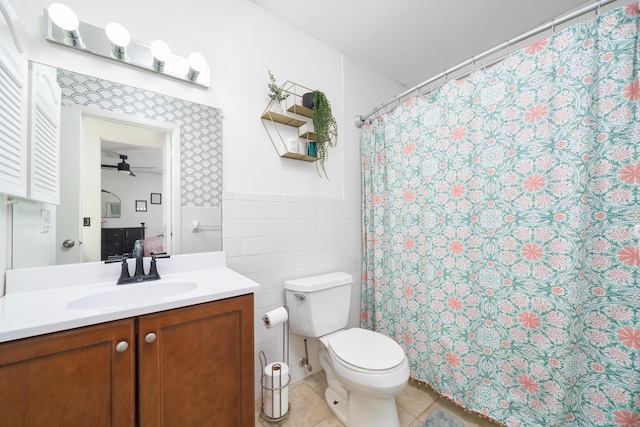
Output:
101,154,138,177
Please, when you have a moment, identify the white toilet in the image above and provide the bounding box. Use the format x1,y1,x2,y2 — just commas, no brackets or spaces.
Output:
285,272,410,427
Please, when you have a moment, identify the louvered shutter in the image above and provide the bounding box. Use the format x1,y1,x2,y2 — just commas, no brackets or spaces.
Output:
28,63,60,204
0,0,27,197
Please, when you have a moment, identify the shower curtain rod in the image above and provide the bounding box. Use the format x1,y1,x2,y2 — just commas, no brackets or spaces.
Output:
353,0,617,128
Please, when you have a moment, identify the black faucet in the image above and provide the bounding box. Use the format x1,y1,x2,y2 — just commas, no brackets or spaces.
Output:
105,239,170,285
133,239,145,278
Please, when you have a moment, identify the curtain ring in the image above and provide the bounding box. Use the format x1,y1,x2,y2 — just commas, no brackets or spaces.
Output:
551,18,555,34
596,0,601,18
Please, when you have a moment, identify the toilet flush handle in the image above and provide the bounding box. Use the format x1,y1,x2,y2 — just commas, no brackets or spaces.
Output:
293,293,306,301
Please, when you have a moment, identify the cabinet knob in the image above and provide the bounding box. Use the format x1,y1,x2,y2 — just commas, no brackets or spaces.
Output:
145,333,157,344
115,341,129,352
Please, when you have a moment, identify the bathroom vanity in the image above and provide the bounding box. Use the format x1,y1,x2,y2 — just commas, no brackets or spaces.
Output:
0,252,258,427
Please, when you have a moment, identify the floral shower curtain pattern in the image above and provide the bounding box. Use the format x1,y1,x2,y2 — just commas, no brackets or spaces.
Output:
361,4,639,427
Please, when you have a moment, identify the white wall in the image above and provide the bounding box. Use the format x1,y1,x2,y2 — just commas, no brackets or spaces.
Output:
5,0,406,397
101,171,163,236
11,199,57,269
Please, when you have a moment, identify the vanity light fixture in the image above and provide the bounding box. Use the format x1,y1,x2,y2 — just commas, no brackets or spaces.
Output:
105,22,130,60
43,3,210,87
47,3,82,46
150,40,171,71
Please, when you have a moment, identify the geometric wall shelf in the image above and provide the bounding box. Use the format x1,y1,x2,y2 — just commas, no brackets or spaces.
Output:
260,81,318,162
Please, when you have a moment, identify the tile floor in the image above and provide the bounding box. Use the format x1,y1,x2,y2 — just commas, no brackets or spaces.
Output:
255,371,499,427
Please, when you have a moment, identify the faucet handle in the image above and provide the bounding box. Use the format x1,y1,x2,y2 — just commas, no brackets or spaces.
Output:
104,254,130,264
148,253,169,280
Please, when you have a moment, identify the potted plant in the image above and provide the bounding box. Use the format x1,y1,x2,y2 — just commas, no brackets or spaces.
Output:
311,90,338,179
267,70,289,114
302,92,314,109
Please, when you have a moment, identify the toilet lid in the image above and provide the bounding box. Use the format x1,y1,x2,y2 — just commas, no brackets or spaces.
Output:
328,328,406,371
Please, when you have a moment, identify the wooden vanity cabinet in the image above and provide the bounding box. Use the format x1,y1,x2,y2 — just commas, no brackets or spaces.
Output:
0,319,136,427
0,294,254,427
138,293,254,426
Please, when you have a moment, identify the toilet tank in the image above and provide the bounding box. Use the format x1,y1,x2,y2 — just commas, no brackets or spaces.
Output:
284,272,352,338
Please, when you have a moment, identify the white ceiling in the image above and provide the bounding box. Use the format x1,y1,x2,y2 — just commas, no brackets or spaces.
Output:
101,140,163,175
250,0,597,88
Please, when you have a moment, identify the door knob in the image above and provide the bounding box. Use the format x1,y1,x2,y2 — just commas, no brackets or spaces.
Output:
62,239,75,248
145,333,157,343
115,341,129,352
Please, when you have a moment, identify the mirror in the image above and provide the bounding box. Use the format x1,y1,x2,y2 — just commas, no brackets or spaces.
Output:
11,64,223,269
102,190,121,218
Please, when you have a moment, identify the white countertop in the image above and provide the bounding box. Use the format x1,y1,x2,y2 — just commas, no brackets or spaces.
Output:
0,252,260,343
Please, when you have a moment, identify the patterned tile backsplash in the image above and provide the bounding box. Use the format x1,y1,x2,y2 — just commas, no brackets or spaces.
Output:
57,68,222,208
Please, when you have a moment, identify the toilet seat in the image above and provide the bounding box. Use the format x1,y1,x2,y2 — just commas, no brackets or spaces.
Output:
327,328,406,374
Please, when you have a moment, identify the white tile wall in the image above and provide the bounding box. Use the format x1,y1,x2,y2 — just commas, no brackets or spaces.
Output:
181,207,222,254
222,190,362,399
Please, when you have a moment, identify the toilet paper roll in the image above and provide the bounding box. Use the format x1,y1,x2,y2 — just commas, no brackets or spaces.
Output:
262,307,288,329
263,362,289,418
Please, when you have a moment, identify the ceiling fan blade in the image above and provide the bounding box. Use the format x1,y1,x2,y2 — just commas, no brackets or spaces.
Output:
101,163,136,177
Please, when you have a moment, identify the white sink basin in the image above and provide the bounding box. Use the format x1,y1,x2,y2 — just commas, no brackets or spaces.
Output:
67,281,198,310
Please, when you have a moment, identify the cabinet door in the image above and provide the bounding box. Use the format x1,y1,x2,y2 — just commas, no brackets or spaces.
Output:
138,294,254,427
0,319,136,426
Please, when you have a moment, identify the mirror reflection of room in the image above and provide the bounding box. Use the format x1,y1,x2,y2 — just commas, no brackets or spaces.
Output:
10,65,223,269
100,140,164,260
101,190,121,218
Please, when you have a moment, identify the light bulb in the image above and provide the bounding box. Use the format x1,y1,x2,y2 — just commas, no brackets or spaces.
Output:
188,52,206,72
187,52,206,81
151,40,171,70
105,22,130,59
105,22,130,48
48,3,82,46
151,40,171,62
47,3,78,32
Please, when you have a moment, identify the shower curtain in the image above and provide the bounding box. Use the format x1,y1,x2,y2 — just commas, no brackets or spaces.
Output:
361,4,639,427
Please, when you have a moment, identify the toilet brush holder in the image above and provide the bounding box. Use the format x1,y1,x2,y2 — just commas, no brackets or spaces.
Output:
259,351,291,422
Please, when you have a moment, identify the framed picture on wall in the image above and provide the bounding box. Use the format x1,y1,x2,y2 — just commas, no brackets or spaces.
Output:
135,200,147,212
150,193,162,204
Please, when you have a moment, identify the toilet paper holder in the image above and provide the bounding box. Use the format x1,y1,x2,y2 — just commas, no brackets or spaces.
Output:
259,306,291,422
259,351,291,422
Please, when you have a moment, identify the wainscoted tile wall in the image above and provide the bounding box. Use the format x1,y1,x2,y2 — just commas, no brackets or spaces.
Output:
222,191,362,398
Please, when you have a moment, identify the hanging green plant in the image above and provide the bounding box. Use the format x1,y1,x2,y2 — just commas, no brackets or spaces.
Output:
312,90,338,179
